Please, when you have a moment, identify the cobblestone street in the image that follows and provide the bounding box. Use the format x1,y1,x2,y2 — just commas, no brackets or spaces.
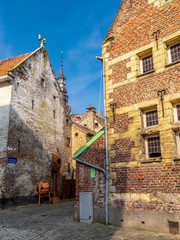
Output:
0,201,180,240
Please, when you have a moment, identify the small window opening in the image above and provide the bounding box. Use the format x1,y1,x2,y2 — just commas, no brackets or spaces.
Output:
53,110,56,119
168,220,179,235
18,140,21,152
75,133,78,137
32,100,34,109
67,137,71,147
41,78,45,88
84,124,87,127
76,116,81,122
95,123,99,128
66,119,69,126
68,163,70,173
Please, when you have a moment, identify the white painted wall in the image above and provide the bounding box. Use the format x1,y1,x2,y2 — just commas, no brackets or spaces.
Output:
0,82,12,199
0,83,12,152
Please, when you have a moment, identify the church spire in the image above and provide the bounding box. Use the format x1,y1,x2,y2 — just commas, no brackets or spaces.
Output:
57,52,68,103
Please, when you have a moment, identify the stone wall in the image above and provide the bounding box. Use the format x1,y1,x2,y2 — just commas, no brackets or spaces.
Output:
102,0,180,233
0,48,72,207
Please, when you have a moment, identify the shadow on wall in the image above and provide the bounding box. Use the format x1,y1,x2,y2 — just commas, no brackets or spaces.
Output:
0,105,62,209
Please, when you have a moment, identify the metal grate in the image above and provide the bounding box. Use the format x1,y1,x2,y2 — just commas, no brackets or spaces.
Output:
148,136,161,158
170,43,180,63
142,55,154,73
168,220,179,235
146,110,158,127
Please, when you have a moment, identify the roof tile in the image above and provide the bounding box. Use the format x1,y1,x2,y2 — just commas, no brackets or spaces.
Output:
0,52,32,75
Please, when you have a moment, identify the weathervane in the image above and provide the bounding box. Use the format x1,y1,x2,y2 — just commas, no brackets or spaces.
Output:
38,34,46,47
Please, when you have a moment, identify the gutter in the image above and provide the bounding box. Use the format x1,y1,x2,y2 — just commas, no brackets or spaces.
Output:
96,56,109,226
0,74,14,83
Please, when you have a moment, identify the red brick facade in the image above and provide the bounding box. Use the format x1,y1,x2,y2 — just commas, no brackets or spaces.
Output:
75,135,105,210
102,0,180,233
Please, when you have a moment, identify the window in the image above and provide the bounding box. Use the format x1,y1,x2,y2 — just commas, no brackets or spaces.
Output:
18,140,21,152
76,116,81,123
173,103,180,122
74,133,78,137
95,123,99,128
66,119,69,126
53,110,56,119
143,108,158,127
67,137,71,147
32,100,34,109
141,54,154,73
168,42,180,63
176,131,180,156
145,135,161,158
41,78,45,88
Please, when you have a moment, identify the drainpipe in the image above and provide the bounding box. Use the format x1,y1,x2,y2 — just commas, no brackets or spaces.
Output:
73,157,105,176
96,56,109,225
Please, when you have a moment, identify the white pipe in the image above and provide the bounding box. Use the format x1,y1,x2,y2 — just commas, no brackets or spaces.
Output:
96,56,109,225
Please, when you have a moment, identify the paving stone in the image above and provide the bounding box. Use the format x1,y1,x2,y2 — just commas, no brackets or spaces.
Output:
0,201,180,239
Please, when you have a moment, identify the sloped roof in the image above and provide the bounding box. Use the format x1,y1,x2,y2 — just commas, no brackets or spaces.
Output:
71,110,104,124
73,128,105,158
0,52,32,75
73,123,96,135
71,112,87,123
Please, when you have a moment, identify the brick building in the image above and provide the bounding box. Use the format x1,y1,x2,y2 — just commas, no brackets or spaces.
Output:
101,0,180,234
0,46,72,207
74,129,106,222
71,106,104,177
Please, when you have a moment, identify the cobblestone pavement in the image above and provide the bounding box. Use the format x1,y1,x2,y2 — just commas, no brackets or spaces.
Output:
0,201,180,240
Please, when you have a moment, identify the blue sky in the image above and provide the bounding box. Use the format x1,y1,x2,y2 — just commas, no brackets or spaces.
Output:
0,0,120,114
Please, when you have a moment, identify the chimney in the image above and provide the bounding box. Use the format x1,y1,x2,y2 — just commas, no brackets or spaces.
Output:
86,105,96,130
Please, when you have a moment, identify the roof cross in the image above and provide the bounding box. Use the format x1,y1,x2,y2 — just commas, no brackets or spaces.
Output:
38,34,46,47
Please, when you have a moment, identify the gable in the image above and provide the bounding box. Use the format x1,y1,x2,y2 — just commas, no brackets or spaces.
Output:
104,0,180,56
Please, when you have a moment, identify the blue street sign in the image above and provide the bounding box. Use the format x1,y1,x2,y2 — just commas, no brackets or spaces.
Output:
7,157,17,164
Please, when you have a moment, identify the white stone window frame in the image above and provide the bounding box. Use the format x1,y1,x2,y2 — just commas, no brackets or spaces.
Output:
167,41,180,64
143,107,158,128
145,134,161,159
175,131,180,157
173,102,180,122
140,53,154,74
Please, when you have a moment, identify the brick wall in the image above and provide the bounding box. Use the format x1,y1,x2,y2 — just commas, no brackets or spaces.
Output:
102,0,180,227
75,135,105,210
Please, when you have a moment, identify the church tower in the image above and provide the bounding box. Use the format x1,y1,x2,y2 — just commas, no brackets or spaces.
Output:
57,53,68,104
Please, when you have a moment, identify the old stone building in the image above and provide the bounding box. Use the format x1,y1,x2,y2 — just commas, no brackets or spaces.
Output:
101,0,180,234
71,106,104,177
0,46,72,207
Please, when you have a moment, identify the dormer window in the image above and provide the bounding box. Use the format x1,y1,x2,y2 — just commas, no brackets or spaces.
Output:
76,116,81,123
95,123,99,128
